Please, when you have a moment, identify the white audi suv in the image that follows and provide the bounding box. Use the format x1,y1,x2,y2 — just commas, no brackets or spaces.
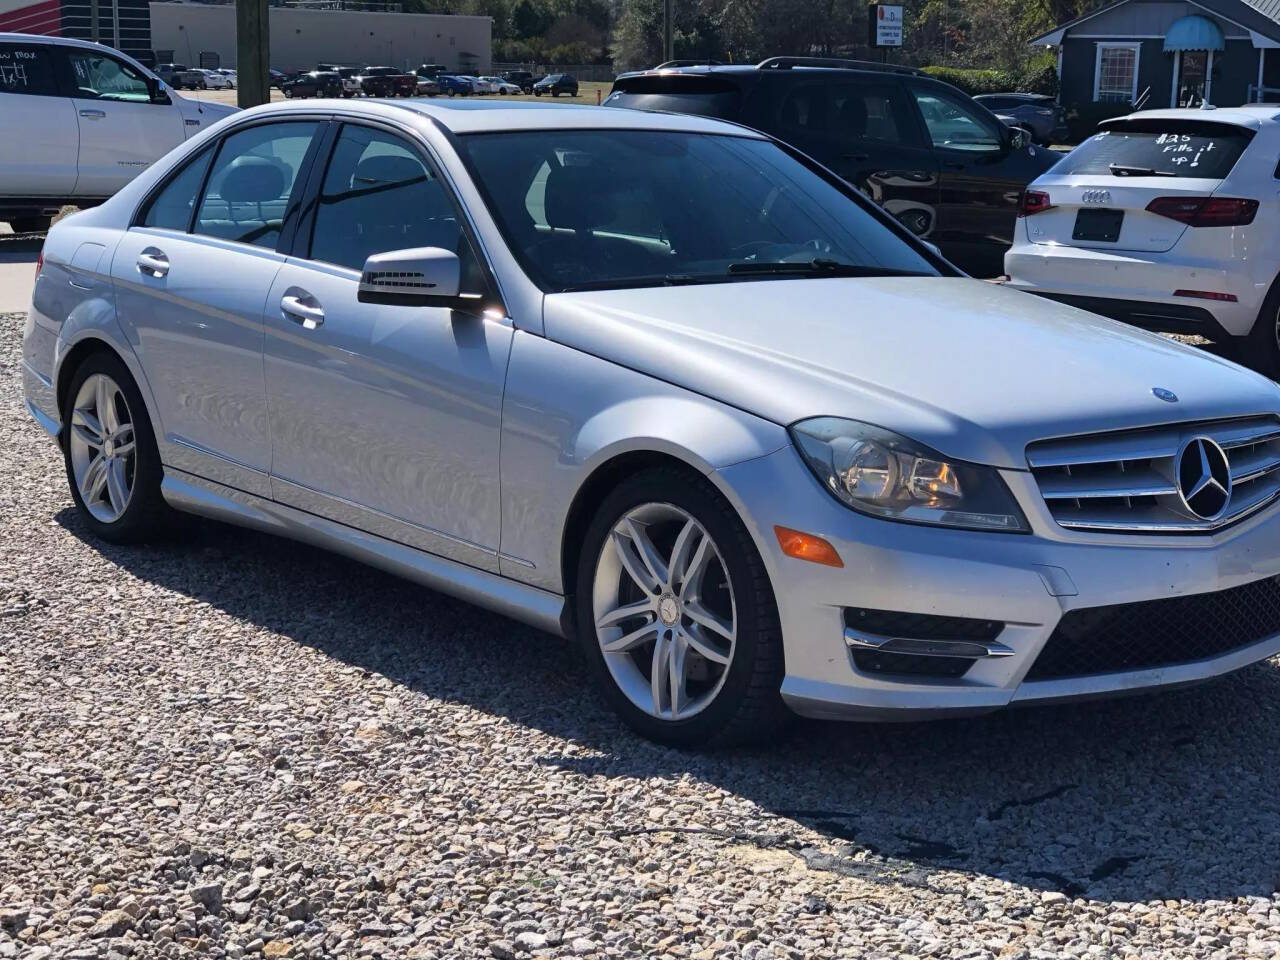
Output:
1006,106,1280,375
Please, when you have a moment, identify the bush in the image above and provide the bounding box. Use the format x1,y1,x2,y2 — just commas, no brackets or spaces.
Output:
1018,62,1058,97
919,65,1017,96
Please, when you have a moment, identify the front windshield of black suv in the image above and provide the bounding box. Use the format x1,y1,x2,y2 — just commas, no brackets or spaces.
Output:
457,129,941,292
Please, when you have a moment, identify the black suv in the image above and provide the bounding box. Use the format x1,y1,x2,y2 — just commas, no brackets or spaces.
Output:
605,57,1060,276
533,73,578,97
503,70,536,94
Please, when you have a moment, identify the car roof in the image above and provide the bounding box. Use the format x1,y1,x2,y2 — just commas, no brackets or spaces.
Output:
238,98,768,137
1106,105,1280,130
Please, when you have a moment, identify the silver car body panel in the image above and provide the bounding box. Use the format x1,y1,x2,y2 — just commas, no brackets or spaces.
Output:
21,99,1280,722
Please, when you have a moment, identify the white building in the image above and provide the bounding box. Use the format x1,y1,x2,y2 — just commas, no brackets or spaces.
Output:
149,2,491,73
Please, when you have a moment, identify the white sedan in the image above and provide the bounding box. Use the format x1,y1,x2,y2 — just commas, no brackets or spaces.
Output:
481,76,520,95
197,69,232,90
1006,106,1280,375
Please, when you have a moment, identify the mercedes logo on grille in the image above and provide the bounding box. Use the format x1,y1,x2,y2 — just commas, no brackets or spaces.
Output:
1176,436,1232,521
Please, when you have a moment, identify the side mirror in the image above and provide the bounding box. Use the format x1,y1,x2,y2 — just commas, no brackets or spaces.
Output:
1007,126,1029,151
147,76,169,104
358,247,472,307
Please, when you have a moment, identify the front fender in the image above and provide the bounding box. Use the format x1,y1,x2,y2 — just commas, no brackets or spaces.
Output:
498,331,787,591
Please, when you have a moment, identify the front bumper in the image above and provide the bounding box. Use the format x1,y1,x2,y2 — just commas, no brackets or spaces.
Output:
1004,239,1263,338
714,446,1280,721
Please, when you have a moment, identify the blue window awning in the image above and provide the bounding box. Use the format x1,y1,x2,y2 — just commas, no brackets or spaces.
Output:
1164,15,1225,52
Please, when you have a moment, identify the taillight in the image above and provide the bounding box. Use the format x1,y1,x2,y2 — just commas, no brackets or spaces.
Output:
1145,196,1259,227
1018,190,1053,217
34,249,43,281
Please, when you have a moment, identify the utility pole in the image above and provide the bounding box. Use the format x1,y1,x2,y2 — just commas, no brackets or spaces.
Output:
237,0,271,108
663,0,673,62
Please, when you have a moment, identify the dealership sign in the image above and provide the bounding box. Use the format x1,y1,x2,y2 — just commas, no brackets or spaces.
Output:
868,4,903,47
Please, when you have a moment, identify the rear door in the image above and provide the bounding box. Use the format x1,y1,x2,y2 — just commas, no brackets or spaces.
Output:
0,40,78,197
110,118,325,497
59,46,186,197
1019,119,1254,254
747,77,941,240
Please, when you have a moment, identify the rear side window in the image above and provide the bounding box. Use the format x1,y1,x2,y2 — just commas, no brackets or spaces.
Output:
194,121,321,249
775,81,920,147
140,147,214,230
605,75,742,120
0,43,60,97
1055,121,1253,179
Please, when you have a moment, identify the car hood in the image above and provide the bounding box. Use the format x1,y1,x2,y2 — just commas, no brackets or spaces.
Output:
542,277,1280,468
174,94,238,133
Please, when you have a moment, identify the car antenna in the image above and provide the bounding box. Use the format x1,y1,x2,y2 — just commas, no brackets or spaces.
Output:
181,31,207,113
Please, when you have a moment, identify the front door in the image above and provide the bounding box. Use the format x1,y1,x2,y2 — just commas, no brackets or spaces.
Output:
752,78,941,241
263,122,511,572
59,47,186,197
906,82,1025,277
1177,51,1208,107
110,119,324,497
0,41,78,197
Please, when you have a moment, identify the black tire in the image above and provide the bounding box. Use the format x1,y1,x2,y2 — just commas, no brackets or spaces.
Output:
9,215,51,233
61,350,173,544
1242,280,1280,379
284,88,293,98
574,465,789,748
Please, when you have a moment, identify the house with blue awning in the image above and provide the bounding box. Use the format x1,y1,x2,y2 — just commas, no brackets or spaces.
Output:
1031,0,1280,110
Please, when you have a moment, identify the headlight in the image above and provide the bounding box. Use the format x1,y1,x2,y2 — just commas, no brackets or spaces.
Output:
790,418,1028,533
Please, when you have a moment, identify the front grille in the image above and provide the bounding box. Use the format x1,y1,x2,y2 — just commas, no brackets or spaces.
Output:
1027,415,1280,533
1026,574,1280,680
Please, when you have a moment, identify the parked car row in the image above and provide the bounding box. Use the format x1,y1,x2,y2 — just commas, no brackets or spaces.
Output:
276,64,578,100
23,94,1280,747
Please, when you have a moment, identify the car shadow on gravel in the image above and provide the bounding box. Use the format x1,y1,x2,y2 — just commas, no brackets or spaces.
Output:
58,507,1280,906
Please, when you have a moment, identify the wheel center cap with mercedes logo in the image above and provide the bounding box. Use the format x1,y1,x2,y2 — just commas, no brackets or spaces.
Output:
1176,436,1232,521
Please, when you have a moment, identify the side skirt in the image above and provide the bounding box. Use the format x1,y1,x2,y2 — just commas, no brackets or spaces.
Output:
161,467,569,637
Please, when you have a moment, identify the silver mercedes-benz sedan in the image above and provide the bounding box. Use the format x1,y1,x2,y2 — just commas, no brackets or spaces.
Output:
21,99,1280,746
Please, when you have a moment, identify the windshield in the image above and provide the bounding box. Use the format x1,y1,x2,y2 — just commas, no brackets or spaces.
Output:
1054,121,1253,179
456,129,940,293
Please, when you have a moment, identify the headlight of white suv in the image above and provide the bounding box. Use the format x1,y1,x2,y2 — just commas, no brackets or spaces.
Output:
790,418,1028,533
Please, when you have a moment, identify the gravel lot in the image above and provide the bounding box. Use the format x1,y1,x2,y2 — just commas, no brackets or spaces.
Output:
5,310,1280,959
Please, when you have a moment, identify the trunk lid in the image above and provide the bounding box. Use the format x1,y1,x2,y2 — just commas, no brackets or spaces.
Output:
1022,117,1254,253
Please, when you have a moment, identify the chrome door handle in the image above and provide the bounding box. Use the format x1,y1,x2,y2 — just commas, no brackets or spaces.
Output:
280,294,324,329
136,248,169,277
79,108,106,119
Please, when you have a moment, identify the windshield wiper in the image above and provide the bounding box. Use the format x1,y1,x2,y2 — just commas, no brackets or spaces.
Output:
558,274,729,293
1109,163,1177,177
726,258,930,278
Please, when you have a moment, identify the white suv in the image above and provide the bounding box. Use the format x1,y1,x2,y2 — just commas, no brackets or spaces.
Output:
0,33,236,232
1005,107,1280,374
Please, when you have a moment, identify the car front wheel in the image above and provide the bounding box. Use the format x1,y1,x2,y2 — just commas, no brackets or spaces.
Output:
575,467,787,747
62,351,172,544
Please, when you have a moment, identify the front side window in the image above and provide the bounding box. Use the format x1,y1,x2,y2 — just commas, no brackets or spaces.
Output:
66,50,151,102
458,129,939,293
309,124,481,287
140,146,214,230
193,121,320,249
1095,44,1138,103
910,88,1004,152
0,43,59,97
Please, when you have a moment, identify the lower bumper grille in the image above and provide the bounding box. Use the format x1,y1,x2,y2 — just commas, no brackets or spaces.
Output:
1026,574,1280,680
844,608,1006,679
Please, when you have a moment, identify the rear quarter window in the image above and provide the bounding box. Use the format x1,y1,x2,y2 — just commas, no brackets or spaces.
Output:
1054,120,1253,179
605,75,742,120
0,43,59,96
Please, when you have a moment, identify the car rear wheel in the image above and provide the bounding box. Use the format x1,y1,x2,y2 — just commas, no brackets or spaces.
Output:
575,467,788,747
62,352,172,544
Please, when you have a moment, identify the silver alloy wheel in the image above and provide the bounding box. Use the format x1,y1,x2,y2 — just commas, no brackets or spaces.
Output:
592,503,737,721
68,373,136,523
